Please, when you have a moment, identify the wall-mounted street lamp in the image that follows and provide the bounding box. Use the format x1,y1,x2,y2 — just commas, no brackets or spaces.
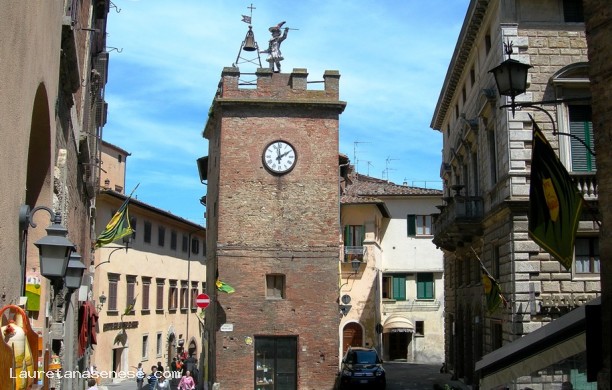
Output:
489,40,595,156
65,252,87,290
97,292,107,311
19,205,82,288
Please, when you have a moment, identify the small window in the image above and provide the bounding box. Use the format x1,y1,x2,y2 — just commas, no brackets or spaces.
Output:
417,273,434,300
144,221,152,244
266,274,285,299
158,226,165,247
156,332,163,357
485,34,491,55
180,281,189,310
575,237,600,274
382,274,406,301
126,276,136,314
142,278,151,311
168,281,178,310
492,320,503,350
156,279,164,311
131,217,137,240
182,235,189,252
142,334,149,360
190,282,198,312
462,86,466,104
108,277,118,312
415,321,424,336
470,67,475,87
170,231,177,250
191,238,200,255
407,215,432,236
118,154,123,163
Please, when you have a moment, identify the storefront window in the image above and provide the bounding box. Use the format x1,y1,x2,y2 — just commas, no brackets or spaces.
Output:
254,336,297,390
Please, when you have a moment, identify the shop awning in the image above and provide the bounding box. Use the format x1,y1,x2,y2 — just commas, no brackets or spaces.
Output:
383,315,414,333
475,297,600,389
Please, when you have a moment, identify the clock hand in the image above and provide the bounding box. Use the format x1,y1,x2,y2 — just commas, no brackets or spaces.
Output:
276,143,282,161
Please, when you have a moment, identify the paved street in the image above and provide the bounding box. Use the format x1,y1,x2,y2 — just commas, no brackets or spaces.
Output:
99,362,469,390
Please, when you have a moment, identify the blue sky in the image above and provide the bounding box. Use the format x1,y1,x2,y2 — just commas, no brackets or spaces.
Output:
103,0,470,224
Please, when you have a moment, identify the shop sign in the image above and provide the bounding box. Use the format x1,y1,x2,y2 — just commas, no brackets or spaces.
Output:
103,321,139,332
540,294,597,307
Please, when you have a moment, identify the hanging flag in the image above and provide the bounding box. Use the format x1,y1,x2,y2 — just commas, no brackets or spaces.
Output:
216,279,235,294
482,271,506,313
528,116,584,270
95,197,134,248
241,15,251,24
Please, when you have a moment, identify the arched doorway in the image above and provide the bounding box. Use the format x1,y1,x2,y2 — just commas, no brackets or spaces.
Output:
342,322,363,354
187,337,197,357
167,332,177,366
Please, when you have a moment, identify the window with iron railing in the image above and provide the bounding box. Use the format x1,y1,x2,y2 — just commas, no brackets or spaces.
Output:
343,225,365,262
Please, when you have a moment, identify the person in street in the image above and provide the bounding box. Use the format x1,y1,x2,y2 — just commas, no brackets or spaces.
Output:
86,378,98,390
157,361,164,373
135,362,145,389
147,365,158,389
177,370,196,390
156,372,170,389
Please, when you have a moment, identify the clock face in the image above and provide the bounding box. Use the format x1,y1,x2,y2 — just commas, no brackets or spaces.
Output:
263,140,297,174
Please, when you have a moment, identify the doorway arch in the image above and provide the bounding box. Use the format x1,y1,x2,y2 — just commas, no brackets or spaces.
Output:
342,322,363,354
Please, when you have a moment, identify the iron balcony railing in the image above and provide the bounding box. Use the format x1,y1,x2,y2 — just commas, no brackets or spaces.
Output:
382,299,442,313
344,246,366,262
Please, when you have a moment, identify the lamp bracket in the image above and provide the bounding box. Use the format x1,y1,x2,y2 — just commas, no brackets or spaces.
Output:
19,205,62,231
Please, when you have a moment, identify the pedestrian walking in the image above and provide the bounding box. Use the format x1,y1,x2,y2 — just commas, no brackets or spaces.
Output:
177,370,196,390
134,362,145,389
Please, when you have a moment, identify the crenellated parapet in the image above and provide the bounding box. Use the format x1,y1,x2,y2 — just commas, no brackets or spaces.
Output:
216,67,342,102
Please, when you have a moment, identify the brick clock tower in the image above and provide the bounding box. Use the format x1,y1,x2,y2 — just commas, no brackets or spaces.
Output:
202,67,346,389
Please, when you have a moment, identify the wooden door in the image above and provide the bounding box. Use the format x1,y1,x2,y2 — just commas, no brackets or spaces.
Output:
342,323,363,354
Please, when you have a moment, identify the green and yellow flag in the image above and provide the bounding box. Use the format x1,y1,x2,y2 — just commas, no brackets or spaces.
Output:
95,197,134,248
482,270,505,313
528,117,584,270
216,279,235,294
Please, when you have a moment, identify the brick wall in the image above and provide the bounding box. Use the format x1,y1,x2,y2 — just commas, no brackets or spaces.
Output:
206,69,345,389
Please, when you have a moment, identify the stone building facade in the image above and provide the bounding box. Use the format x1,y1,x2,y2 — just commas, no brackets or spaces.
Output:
202,67,345,389
583,1,612,387
430,0,598,388
1,1,110,388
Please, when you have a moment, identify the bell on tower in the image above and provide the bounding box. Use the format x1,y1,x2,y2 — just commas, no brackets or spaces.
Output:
233,4,262,85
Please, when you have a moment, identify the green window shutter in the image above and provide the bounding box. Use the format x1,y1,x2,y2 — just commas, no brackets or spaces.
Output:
417,273,434,299
407,215,416,237
392,275,406,301
344,225,351,246
360,225,365,245
569,105,596,172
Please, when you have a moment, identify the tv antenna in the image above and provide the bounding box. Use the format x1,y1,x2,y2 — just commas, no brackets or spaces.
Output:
353,141,370,175
383,156,399,181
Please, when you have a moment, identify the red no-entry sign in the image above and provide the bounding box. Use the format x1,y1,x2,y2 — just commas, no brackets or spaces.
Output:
196,293,210,309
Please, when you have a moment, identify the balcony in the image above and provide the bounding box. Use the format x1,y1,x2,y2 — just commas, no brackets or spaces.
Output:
344,246,366,262
382,299,442,314
571,172,598,201
432,195,484,251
